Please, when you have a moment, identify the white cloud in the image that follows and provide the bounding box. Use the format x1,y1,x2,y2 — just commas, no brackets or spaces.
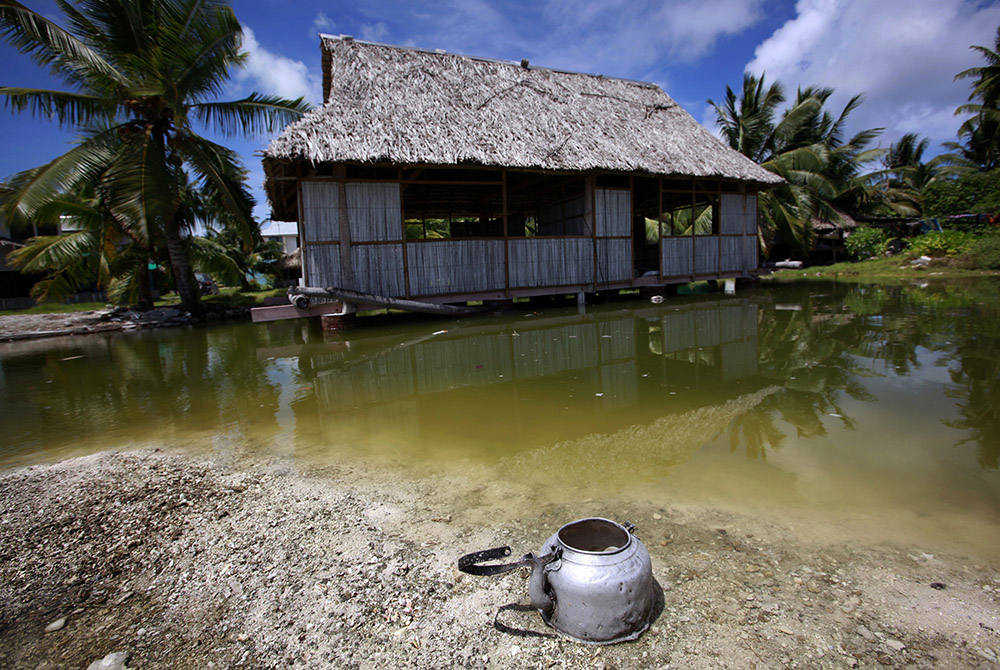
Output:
534,0,766,72
746,0,1000,148
310,12,335,38
359,21,390,43
413,0,764,78
237,27,321,103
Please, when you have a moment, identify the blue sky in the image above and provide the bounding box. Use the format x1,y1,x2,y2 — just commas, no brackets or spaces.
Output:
2,0,998,222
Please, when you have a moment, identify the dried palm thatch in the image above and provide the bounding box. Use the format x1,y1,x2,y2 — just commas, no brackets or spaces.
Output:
275,247,300,271
812,210,857,240
264,36,782,186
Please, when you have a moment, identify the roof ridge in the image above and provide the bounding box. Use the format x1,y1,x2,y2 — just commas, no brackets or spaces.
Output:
318,33,658,88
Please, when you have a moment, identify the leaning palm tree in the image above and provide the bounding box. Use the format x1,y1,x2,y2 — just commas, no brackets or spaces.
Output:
0,0,310,313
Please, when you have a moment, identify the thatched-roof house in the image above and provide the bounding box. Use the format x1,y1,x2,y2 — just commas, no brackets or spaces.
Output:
263,35,781,305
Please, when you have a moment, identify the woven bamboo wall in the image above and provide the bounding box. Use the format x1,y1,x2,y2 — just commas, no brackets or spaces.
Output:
509,238,594,288
595,189,631,237
407,240,506,296
694,237,719,274
661,237,693,277
744,236,758,270
596,238,632,283
347,183,403,242
351,244,406,295
301,182,340,241
720,236,742,272
304,244,342,288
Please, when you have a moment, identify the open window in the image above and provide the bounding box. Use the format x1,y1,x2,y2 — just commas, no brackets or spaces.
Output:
506,172,588,237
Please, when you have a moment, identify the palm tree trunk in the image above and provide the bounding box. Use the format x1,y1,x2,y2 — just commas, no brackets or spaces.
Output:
136,259,154,309
165,215,202,314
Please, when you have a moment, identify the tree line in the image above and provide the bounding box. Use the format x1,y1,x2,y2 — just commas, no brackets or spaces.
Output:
709,27,1000,259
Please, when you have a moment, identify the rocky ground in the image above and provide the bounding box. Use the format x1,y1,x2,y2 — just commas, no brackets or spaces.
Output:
0,307,250,341
1,450,998,669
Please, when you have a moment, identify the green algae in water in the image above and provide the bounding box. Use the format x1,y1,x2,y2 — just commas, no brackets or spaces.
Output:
1,279,999,558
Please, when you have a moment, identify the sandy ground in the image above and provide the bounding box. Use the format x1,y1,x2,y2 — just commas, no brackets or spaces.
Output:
1,449,998,670
0,311,120,340
0,307,250,342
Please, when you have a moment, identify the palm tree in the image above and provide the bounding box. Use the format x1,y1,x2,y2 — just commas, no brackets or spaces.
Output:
950,26,1000,172
189,228,284,290
0,0,309,312
709,75,884,257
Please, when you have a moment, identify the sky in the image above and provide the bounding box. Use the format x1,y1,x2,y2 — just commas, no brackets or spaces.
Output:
1,0,998,223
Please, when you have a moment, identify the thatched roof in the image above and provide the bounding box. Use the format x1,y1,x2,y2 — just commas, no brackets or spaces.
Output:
264,36,782,186
812,210,858,239
275,247,300,271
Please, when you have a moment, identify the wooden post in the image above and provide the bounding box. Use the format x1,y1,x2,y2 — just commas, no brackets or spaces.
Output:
585,174,596,291
335,164,354,290
502,169,510,297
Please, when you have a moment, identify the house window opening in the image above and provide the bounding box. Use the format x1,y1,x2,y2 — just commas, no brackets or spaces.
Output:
402,181,503,240
507,172,588,237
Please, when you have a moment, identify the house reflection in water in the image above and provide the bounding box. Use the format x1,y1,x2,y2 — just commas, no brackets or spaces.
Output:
272,296,764,461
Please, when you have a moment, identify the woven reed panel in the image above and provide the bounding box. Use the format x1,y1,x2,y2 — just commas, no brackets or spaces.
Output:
346,182,402,242
720,236,743,273
508,238,594,288
304,243,342,288
407,240,505,296
694,237,719,275
744,235,759,270
595,189,631,237
595,238,632,283
720,194,750,236
661,236,693,277
301,182,340,242
350,244,405,296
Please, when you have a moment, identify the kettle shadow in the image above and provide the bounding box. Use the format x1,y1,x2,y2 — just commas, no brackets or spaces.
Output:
493,578,666,642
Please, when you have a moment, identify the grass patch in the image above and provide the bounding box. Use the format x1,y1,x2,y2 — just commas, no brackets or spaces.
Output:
763,255,1000,282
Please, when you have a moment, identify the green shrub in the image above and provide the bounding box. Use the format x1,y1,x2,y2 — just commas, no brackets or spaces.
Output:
972,233,1000,269
907,230,976,258
844,227,888,259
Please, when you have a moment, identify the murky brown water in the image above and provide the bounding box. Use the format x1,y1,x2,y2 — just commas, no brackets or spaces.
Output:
2,280,999,557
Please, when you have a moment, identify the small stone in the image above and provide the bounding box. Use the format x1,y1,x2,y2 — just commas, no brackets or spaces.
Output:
44,617,66,633
930,582,946,590
885,639,905,652
806,582,821,593
86,651,130,670
653,513,662,520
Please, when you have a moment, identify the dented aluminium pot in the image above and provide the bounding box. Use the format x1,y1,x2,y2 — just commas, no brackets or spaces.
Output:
458,517,654,644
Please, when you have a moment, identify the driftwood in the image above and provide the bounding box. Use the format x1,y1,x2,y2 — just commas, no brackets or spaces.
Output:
288,286,484,316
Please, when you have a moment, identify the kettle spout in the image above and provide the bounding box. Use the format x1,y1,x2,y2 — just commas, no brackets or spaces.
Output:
524,548,560,618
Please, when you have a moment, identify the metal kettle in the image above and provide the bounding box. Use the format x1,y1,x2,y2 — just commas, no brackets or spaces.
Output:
458,517,654,644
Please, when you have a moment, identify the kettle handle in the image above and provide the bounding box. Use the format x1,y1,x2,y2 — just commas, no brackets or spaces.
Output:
458,545,561,576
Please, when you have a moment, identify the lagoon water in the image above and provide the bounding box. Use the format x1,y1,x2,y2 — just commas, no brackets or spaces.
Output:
2,280,999,558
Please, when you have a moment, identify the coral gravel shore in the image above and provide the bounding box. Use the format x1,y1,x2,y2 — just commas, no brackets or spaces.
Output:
0,449,998,669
